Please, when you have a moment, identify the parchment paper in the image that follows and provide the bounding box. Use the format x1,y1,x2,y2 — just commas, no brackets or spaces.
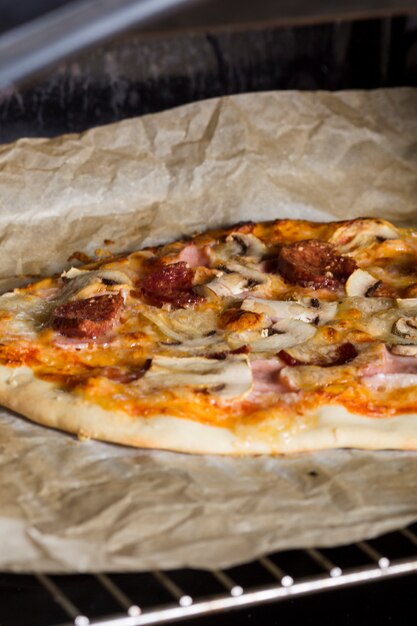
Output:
0,88,417,573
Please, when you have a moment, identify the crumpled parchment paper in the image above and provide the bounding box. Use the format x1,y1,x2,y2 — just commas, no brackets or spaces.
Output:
0,88,416,572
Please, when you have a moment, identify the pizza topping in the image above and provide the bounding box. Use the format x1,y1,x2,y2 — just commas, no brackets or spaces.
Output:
220,260,269,286
392,315,417,340
345,269,380,297
197,272,249,297
390,344,417,357
209,233,266,265
51,293,124,339
329,219,399,254
396,298,417,310
139,307,218,342
278,342,358,367
352,303,416,346
280,343,384,391
177,243,210,268
165,336,228,355
242,297,337,325
248,319,316,353
62,267,133,286
140,262,203,308
364,373,417,390
250,358,287,394
225,232,267,259
218,308,266,332
365,281,399,298
277,240,357,289
384,349,417,373
142,354,252,399
281,341,417,392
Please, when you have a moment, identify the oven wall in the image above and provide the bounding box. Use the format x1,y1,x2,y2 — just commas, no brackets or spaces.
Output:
0,16,416,143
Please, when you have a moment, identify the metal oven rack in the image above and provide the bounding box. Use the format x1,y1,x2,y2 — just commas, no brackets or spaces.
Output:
1,523,417,626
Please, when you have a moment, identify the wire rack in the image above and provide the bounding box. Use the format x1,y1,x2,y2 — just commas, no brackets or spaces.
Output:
1,524,417,626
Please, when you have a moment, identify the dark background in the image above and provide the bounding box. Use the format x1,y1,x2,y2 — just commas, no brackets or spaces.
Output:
1,5,417,143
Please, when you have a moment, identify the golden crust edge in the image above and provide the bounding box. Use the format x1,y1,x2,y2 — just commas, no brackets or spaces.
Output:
1,365,417,454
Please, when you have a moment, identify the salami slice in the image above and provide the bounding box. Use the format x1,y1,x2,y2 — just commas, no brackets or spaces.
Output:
277,239,356,289
141,262,202,308
52,293,123,339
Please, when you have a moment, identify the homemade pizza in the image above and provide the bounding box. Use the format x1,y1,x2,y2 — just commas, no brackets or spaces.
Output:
1,217,417,455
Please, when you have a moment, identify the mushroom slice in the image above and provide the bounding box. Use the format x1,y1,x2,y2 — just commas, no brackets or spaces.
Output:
249,319,316,353
281,343,381,391
62,267,132,286
95,269,134,286
300,298,338,325
390,344,417,356
58,267,133,302
396,298,417,311
196,272,248,297
209,239,245,263
242,297,337,325
345,269,379,297
329,219,399,254
209,233,267,264
226,232,267,259
142,355,252,399
222,260,268,286
392,316,417,340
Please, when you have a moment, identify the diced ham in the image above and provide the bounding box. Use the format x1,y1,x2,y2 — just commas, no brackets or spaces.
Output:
359,345,417,378
250,358,287,394
386,350,417,375
177,243,210,268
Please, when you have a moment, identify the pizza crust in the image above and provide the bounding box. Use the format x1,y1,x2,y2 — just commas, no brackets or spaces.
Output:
2,364,417,455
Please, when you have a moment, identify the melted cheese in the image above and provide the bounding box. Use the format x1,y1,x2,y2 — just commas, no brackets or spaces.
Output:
1,217,417,436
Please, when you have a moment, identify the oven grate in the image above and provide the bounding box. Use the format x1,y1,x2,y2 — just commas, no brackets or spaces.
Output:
1,524,417,626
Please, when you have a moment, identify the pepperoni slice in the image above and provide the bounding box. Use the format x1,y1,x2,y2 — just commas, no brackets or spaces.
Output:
52,293,124,339
140,262,203,308
277,240,356,289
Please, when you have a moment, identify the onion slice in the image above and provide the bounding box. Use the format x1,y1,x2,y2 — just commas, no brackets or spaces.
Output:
242,297,337,325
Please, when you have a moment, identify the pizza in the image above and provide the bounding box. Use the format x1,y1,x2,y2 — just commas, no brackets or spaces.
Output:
1,216,417,455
